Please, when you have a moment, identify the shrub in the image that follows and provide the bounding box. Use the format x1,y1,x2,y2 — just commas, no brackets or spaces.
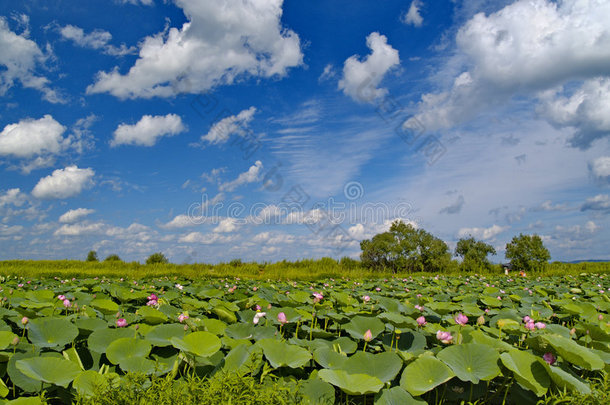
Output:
146,252,169,265
86,251,99,262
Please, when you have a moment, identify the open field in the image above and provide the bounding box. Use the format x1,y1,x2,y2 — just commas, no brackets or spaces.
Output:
0,262,609,404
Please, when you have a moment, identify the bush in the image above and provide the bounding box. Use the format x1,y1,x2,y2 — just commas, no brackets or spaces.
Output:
86,251,99,262
505,234,550,273
104,254,122,262
146,252,169,265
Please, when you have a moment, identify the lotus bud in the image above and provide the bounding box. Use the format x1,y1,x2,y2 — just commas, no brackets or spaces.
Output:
363,329,373,342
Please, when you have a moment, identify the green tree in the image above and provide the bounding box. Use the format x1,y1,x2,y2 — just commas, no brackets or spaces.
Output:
86,250,99,262
104,254,122,262
505,234,550,273
360,220,452,273
146,252,169,265
455,237,496,272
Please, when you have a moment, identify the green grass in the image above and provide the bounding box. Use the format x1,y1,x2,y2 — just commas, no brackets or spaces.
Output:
1,259,609,281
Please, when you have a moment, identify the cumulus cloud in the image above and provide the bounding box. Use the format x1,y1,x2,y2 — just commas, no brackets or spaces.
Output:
539,78,610,149
0,17,63,103
457,224,507,240
161,214,197,229
0,115,66,158
111,114,185,147
338,32,400,102
54,222,104,236
178,232,236,244
530,200,569,212
0,115,94,173
59,208,95,224
213,218,240,233
201,107,256,144
581,194,610,213
59,25,136,56
31,166,95,199
410,0,610,144
0,188,27,208
403,0,423,27
119,0,153,5
219,161,263,192
589,156,610,185
87,0,303,98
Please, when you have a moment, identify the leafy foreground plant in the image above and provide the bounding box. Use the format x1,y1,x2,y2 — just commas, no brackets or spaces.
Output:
74,372,302,405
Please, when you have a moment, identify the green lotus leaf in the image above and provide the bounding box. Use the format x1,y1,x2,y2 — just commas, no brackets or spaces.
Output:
344,316,385,340
212,306,237,324
313,347,348,369
299,378,335,405
0,377,8,398
7,352,62,392
257,338,312,369
62,347,84,370
437,343,501,384
27,317,78,349
400,355,455,396
462,329,513,352
318,369,383,396
106,337,152,365
546,364,591,395
137,306,168,325
89,299,119,315
16,357,82,387
500,349,550,396
541,334,604,370
144,323,186,347
116,357,157,374
202,318,227,335
73,370,108,399
343,351,403,383
75,318,108,336
87,327,133,353
0,330,17,350
223,344,263,374
3,396,44,404
170,331,221,357
374,386,426,405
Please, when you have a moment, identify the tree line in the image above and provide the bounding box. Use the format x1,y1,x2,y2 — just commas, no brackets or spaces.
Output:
360,220,550,273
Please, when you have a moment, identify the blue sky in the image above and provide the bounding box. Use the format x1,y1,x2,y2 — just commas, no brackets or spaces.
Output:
1,0,610,263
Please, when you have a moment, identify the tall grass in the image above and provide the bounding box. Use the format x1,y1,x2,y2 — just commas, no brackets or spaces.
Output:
0,259,608,281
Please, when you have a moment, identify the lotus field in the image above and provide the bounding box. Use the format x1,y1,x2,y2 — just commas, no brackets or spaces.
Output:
0,273,609,404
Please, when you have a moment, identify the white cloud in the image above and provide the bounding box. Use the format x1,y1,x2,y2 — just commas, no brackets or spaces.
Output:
0,224,24,236
219,161,263,192
213,217,240,233
262,246,279,255
59,25,136,56
581,194,610,213
338,32,400,102
539,78,610,149
111,114,185,147
0,17,63,103
252,231,294,244
589,156,610,184
0,188,27,208
201,107,256,144
457,224,507,240
0,115,67,158
119,0,153,5
318,64,335,82
87,0,303,98
530,200,569,212
411,0,610,142
54,222,104,236
59,208,95,224
161,214,197,229
32,166,95,199
178,232,236,244
403,0,423,27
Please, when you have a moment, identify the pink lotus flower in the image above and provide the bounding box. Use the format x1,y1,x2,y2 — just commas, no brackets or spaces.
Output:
363,295,371,303
146,299,158,306
415,304,423,311
312,292,323,300
416,316,426,326
436,330,453,344
147,294,158,301
523,316,532,323
21,316,28,325
63,299,72,308
455,313,468,326
375,287,381,292
178,313,189,323
116,318,128,328
543,352,556,365
255,305,261,311
277,312,287,324
57,295,66,301
598,314,604,321
535,322,546,329
525,321,535,331
363,329,373,342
